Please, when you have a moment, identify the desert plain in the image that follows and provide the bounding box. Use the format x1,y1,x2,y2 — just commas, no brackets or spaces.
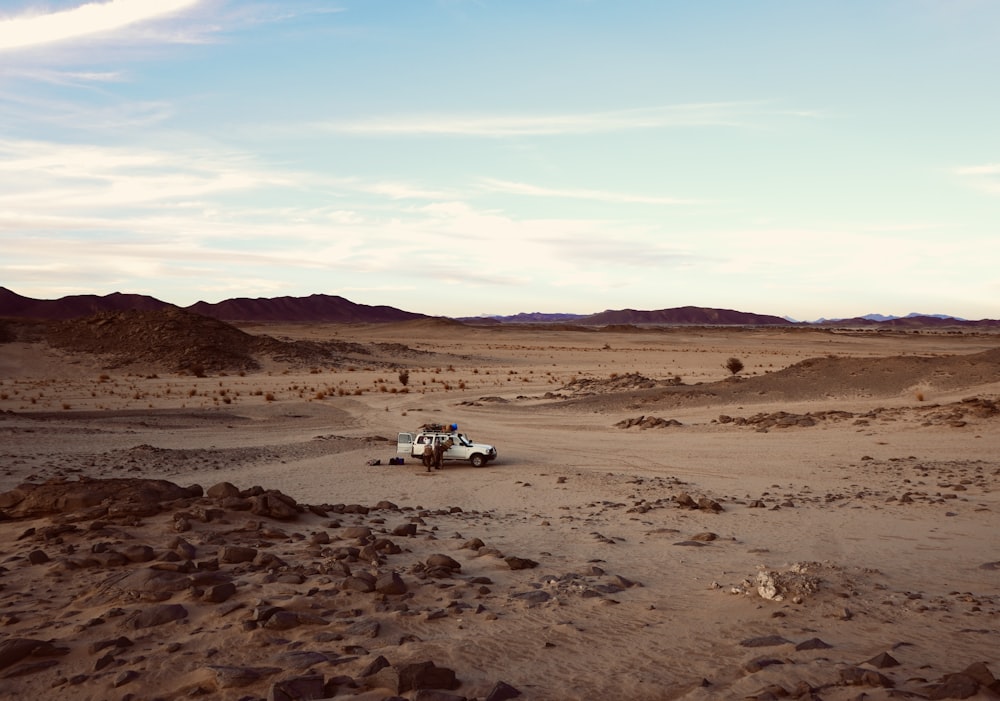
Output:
0,317,999,700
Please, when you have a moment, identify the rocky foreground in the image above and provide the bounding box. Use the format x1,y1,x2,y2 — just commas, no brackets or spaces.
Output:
0,477,629,700
1,475,998,700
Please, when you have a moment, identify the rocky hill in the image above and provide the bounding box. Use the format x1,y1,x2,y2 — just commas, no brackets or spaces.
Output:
43,308,415,374
578,306,793,326
187,294,425,323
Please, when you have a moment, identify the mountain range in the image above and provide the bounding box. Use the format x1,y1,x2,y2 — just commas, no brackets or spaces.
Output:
1,286,997,328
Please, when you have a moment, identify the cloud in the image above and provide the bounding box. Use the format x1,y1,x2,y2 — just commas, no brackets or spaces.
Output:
0,0,204,51
317,102,791,138
479,178,699,205
953,163,1000,194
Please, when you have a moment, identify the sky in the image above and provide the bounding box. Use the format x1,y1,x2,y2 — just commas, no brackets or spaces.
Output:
1,0,998,320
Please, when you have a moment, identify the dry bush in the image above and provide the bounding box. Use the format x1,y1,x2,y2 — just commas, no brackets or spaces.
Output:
264,392,275,402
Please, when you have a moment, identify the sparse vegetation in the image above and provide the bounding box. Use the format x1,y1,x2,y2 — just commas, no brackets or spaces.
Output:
724,357,745,376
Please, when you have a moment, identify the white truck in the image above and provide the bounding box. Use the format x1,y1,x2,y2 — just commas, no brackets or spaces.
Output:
396,423,498,467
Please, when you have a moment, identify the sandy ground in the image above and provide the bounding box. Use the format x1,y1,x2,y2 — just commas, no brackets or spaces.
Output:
1,323,999,700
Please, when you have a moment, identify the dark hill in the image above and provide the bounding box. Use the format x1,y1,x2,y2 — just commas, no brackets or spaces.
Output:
579,306,793,326
186,294,425,323
0,287,173,320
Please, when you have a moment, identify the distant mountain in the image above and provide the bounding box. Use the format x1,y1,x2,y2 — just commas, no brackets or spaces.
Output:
458,312,588,324
1,287,995,327
0,286,173,320
578,306,794,326
187,294,425,323
816,314,999,328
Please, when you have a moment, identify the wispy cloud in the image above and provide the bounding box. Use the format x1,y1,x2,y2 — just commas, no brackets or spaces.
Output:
479,178,700,205
0,0,204,51
317,102,794,137
954,163,1000,194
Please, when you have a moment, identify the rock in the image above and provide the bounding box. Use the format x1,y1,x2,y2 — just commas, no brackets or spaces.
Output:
376,571,408,595
359,655,391,677
250,492,300,521
690,532,717,541
794,638,832,651
343,526,373,540
0,638,69,670
113,670,139,687
218,545,258,563
675,493,697,508
744,657,784,673
485,680,523,701
397,661,459,693
865,652,900,668
839,666,894,688
207,482,241,499
268,672,326,701
511,590,550,606
505,556,539,570
698,497,723,512
392,523,418,537
343,575,376,593
203,581,237,603
129,603,188,629
121,545,156,563
740,635,792,648
412,691,466,701
925,672,980,699
204,665,281,689
274,651,331,669
263,610,300,630
345,619,381,639
426,554,461,572
27,549,49,565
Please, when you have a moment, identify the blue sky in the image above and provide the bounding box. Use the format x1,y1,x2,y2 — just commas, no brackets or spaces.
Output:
1,0,998,320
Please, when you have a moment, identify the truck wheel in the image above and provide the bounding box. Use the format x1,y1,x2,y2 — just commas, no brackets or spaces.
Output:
470,454,486,468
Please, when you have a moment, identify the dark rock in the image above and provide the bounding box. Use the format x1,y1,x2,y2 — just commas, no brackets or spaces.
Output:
204,581,237,603
485,680,522,701
840,666,894,688
274,651,330,669
740,635,792,648
413,691,467,701
268,672,326,701
204,665,281,689
121,545,156,563
505,556,539,570
263,610,300,631
129,603,188,629
376,571,408,595
207,482,241,499
426,554,461,571
744,657,784,673
346,619,381,639
340,526,372,541
795,637,832,651
219,545,257,563
511,590,550,606
698,497,723,512
397,661,459,693
925,672,980,699
27,549,49,565
359,655,391,677
865,652,900,668
114,670,139,687
0,639,46,668
393,523,418,537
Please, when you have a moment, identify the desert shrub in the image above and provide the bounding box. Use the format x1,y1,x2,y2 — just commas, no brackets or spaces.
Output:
398,370,410,387
724,357,744,376
264,392,275,402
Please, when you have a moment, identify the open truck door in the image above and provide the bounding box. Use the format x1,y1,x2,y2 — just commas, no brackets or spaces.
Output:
396,433,414,457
